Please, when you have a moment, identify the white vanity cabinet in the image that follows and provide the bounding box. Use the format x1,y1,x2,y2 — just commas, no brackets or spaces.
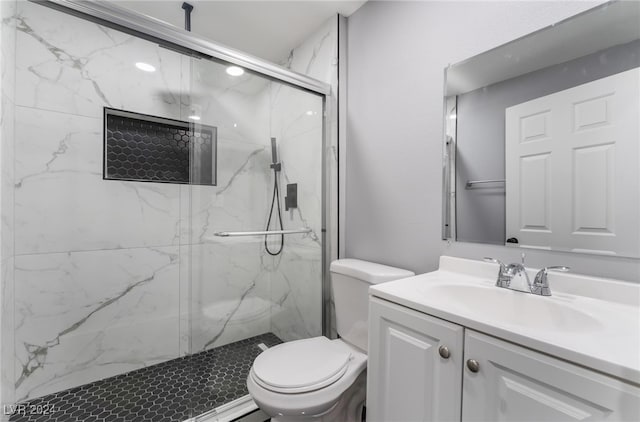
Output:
367,297,464,422
368,297,640,422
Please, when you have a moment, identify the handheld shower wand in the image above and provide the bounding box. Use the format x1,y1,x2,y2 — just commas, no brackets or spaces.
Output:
270,137,281,172
265,138,284,255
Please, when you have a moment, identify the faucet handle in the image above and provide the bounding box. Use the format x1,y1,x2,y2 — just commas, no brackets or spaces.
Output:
484,257,504,267
532,266,570,296
484,257,510,288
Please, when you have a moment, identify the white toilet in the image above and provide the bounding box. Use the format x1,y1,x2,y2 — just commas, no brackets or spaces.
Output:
247,259,415,422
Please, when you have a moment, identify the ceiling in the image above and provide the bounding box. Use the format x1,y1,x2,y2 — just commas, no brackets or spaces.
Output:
115,0,367,64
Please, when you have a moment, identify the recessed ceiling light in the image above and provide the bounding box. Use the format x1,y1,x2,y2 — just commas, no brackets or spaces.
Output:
226,66,245,76
306,110,314,116
188,115,201,121
135,62,156,72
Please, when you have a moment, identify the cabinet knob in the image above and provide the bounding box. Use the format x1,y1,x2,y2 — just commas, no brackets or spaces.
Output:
466,359,480,373
438,345,450,359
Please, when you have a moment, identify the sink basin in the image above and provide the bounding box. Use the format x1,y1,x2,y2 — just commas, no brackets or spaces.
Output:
421,283,603,332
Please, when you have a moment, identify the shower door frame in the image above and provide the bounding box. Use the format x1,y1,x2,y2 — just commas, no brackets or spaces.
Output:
29,0,333,416
32,0,331,96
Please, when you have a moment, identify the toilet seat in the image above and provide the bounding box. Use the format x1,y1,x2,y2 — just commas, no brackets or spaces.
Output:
247,337,368,420
251,337,352,394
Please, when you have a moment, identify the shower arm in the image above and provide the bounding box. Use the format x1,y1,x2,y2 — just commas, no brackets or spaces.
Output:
181,2,193,32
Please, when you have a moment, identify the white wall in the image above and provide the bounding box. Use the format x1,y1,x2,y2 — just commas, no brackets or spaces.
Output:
345,1,640,282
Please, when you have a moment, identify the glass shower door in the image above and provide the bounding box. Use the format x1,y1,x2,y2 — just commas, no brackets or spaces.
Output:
184,56,324,419
7,1,191,420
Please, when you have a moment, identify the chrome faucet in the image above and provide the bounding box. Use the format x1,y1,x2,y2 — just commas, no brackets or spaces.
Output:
484,258,569,296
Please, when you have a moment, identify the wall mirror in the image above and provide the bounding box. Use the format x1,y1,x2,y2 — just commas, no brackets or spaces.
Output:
442,0,640,258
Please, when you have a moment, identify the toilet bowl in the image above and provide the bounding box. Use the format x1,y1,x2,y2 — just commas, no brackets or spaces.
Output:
246,259,415,422
247,337,367,422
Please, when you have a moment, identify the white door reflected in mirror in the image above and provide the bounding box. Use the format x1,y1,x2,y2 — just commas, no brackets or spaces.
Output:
505,68,640,256
442,0,640,258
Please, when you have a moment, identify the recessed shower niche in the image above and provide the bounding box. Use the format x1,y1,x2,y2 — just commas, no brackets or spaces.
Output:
103,108,217,185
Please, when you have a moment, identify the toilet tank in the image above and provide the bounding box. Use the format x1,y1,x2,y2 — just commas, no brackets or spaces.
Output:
330,259,414,352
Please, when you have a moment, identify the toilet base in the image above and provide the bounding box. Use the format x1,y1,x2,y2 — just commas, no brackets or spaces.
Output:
270,371,366,422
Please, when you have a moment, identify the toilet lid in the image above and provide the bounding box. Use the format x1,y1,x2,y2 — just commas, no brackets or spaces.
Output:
251,337,352,394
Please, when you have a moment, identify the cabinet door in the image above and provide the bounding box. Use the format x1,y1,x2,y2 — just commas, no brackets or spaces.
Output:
367,297,464,422
462,330,640,421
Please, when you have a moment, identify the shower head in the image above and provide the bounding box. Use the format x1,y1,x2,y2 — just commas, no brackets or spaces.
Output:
270,137,278,164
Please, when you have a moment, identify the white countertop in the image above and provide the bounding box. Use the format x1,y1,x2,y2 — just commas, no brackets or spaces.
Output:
369,256,640,384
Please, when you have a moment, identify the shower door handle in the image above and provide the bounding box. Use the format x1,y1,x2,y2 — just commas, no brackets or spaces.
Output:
213,228,312,237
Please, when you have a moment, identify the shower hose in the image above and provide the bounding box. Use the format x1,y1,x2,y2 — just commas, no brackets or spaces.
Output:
265,167,284,256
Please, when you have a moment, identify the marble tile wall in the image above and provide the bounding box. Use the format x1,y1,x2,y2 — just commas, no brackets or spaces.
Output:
1,0,17,414
267,16,338,341
13,247,180,400
1,0,336,405
6,1,190,401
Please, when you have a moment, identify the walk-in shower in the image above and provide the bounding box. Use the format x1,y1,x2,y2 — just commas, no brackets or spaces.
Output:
0,1,331,420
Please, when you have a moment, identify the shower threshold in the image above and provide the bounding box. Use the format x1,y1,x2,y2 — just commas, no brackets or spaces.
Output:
8,333,281,422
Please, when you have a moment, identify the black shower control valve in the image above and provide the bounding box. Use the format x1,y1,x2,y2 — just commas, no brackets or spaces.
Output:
285,183,298,211
270,162,281,172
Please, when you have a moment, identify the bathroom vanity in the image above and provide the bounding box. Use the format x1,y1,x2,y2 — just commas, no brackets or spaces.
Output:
366,256,640,421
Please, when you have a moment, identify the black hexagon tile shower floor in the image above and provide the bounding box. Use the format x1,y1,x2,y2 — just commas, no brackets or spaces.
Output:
9,333,281,422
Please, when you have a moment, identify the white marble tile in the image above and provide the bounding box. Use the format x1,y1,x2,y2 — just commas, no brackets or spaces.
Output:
1,0,17,104
1,0,18,410
269,95,323,246
13,246,180,400
1,94,14,263
280,16,337,87
267,241,323,342
186,70,271,146
182,139,271,245
14,107,181,254
14,1,183,119
1,256,15,409
0,96,16,411
187,239,272,352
